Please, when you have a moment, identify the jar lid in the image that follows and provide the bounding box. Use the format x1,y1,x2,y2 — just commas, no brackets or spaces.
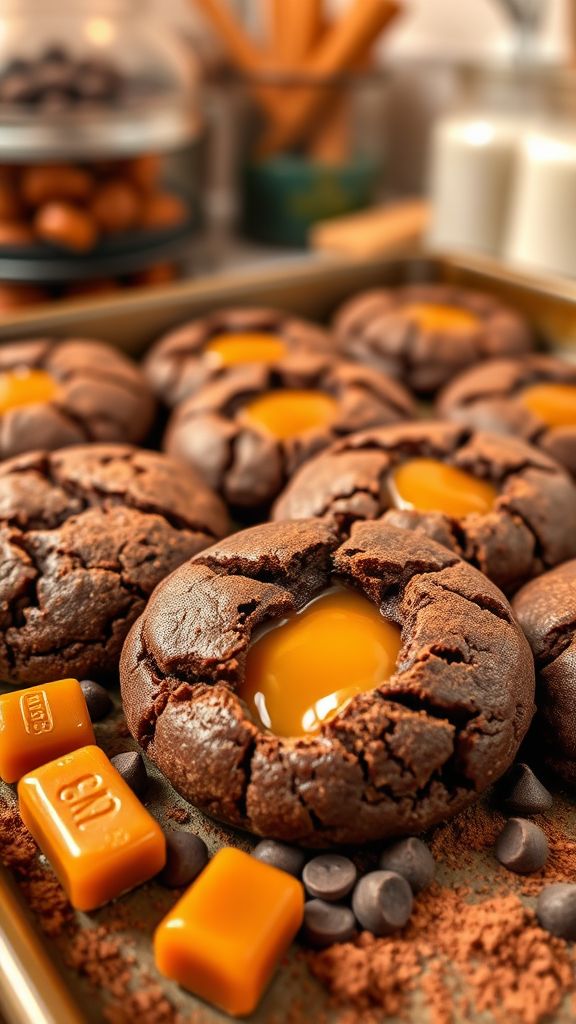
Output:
0,6,201,159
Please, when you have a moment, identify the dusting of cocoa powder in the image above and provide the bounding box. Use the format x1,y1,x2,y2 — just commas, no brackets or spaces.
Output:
166,806,191,825
429,802,506,867
0,796,180,1024
309,798,576,1024
0,798,73,938
4,783,576,1024
309,886,575,1024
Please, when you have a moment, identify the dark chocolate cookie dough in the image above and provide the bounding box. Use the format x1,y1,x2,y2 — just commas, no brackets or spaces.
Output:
0,337,156,457
0,444,230,687
333,284,534,395
162,357,416,513
144,307,334,406
121,519,535,846
512,561,576,786
273,422,576,593
437,355,576,477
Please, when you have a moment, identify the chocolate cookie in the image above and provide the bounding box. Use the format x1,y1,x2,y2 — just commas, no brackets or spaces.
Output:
120,519,535,846
162,357,416,513
0,337,156,458
144,307,334,406
273,422,576,593
512,561,576,785
437,355,576,477
0,444,230,687
333,284,534,395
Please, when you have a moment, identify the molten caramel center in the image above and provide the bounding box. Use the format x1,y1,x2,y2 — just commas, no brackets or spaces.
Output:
0,368,57,414
519,382,576,428
402,303,479,333
241,390,338,440
205,332,286,367
391,458,496,517
240,589,401,738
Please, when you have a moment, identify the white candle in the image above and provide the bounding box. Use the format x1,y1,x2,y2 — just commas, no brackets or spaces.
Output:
427,115,522,256
504,132,576,278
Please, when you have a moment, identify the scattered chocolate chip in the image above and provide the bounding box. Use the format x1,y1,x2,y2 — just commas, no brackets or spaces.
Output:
495,817,549,874
303,855,357,902
302,899,357,948
252,839,306,878
537,884,576,940
352,870,413,937
111,751,148,798
158,830,209,888
378,837,435,893
79,679,113,722
497,763,553,816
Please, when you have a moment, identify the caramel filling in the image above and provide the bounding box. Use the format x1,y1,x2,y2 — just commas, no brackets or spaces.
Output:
242,390,338,440
401,303,479,333
205,332,286,367
519,382,576,428
240,589,401,738
391,458,496,517
0,368,57,413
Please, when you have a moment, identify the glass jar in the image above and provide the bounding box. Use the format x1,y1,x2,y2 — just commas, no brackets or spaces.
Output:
203,68,389,249
0,0,200,158
0,0,202,298
427,63,576,275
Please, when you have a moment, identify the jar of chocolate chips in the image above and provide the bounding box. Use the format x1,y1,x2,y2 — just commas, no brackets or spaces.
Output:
0,0,203,307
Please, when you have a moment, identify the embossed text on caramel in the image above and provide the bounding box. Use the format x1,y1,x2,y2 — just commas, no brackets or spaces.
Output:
58,772,121,829
20,689,54,735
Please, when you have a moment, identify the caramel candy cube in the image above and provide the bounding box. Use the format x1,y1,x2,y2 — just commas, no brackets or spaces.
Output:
154,847,304,1016
0,678,95,783
18,745,165,911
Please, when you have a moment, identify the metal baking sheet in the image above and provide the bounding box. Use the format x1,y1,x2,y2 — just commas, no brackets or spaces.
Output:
1,250,576,1024
0,248,574,355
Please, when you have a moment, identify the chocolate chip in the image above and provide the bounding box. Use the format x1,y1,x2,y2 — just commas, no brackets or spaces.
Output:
497,763,553,816
352,871,413,936
537,884,576,940
303,855,357,902
252,839,306,878
495,817,549,874
158,830,209,888
79,679,113,721
302,899,357,948
111,751,148,798
378,837,435,893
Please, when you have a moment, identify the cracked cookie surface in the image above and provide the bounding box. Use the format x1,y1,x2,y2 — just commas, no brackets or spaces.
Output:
333,284,533,395
0,444,231,687
0,337,156,457
144,306,334,406
437,354,576,477
120,518,535,846
162,357,416,513
513,560,576,786
273,422,576,593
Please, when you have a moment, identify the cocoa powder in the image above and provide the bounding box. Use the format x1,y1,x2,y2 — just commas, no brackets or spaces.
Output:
4,786,576,1024
309,886,575,1024
0,796,180,1024
308,799,576,1024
